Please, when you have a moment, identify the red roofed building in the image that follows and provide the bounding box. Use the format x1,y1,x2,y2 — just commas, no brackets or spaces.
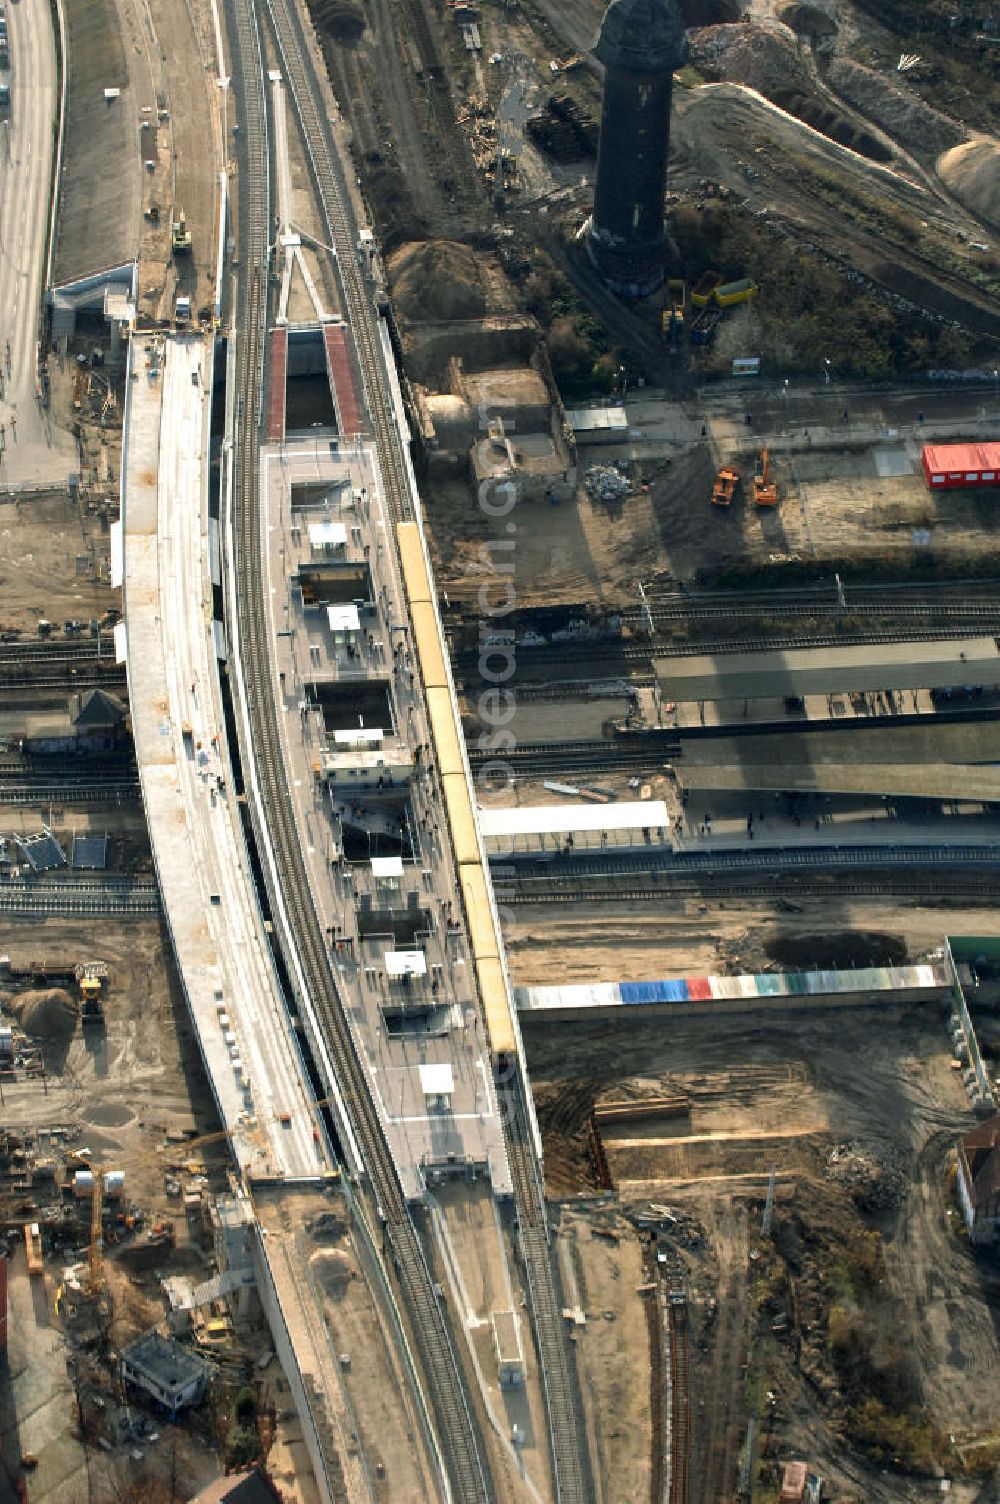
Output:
781,1460,808,1502
922,441,1000,489
957,1112,1000,1244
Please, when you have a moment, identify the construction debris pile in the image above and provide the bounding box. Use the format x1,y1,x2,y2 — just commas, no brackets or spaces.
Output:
584,463,631,505
824,1138,907,1213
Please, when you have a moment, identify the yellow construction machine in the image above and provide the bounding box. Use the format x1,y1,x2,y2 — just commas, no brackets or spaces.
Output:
753,447,779,508
171,208,192,255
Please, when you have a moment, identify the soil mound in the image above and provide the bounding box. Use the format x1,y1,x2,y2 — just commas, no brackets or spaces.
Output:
307,1211,345,1244
387,240,487,324
765,931,906,970
681,0,741,21
779,3,836,38
690,24,890,161
938,138,1000,226
6,988,77,1038
309,1247,353,1298
307,0,364,43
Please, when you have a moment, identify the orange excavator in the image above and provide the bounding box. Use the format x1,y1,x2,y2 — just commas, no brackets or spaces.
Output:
753,447,779,507
710,466,741,507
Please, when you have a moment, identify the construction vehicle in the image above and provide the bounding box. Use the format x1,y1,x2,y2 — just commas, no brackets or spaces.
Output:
166,1094,344,1171
690,269,721,307
753,447,779,507
76,963,106,1022
689,303,721,346
24,1222,43,1276
710,466,741,507
170,208,192,255
0,956,107,1020
662,299,684,345
667,276,687,309
715,276,758,308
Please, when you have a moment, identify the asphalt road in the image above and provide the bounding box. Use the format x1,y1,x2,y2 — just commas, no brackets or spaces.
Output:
0,0,75,485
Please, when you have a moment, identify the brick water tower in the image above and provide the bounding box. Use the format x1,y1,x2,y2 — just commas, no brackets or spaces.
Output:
588,0,688,297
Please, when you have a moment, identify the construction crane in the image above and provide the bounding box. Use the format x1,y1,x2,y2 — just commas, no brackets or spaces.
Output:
753,447,779,508
171,207,192,255
166,1094,343,1166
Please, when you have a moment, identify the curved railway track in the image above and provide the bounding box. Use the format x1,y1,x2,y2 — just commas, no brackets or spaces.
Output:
228,3,494,1499
255,2,591,1500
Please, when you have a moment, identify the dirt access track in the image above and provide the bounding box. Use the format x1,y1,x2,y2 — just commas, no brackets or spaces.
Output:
526,1000,999,1503
670,84,1000,342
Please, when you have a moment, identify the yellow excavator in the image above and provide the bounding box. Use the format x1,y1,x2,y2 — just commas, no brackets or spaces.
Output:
171,207,192,255
76,963,106,1023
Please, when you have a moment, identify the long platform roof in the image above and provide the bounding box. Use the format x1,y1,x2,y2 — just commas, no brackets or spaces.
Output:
654,637,1000,702
477,800,670,836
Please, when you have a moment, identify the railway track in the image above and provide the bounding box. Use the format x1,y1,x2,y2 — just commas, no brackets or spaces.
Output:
0,670,127,691
0,639,114,662
503,875,1000,904
459,623,1000,680
256,3,591,1500
470,737,679,779
0,876,158,917
668,1303,690,1504
0,781,139,806
629,600,1000,624
500,1076,591,1502
264,0,412,525
230,2,495,1499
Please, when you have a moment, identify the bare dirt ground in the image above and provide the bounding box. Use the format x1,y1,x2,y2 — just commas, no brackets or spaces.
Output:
505,895,987,987
554,1204,652,1504
0,918,329,1504
255,1186,437,1504
0,492,117,635
525,1003,997,1502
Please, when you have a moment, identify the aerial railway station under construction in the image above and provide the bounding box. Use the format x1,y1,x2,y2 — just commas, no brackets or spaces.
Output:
116,0,590,1490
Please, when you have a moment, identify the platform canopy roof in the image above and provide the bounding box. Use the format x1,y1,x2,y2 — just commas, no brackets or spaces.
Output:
385,949,427,978
371,855,404,877
419,1062,454,1097
327,604,360,633
309,520,347,546
654,637,1000,702
477,800,669,836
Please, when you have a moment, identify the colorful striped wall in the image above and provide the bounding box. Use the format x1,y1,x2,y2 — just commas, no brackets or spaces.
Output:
516,962,952,1014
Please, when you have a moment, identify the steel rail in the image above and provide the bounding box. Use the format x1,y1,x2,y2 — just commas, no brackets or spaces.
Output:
502,877,1000,904
0,782,139,806
228,1,493,1499
498,843,1000,880
259,2,592,1495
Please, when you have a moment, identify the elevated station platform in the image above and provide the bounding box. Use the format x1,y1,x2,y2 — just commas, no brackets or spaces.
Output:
258,438,511,1200
654,638,1000,704
121,332,329,1183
